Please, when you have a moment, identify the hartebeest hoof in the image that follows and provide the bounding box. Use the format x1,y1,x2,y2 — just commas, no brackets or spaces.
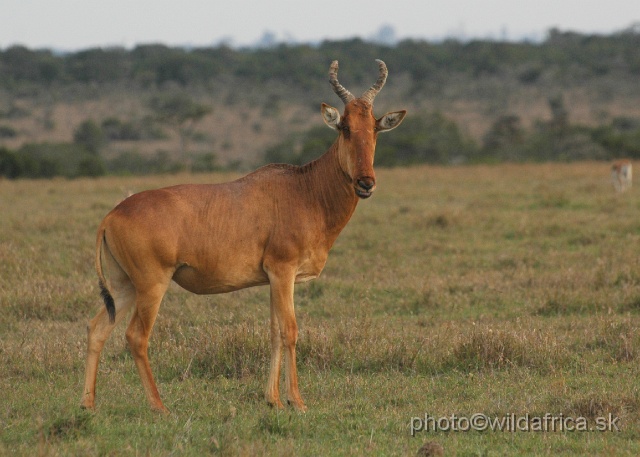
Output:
288,399,307,412
80,393,95,410
152,405,171,416
80,401,94,411
267,399,286,409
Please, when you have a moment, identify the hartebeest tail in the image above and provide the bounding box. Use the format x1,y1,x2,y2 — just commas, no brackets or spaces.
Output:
96,232,116,324
99,280,115,324
81,59,406,413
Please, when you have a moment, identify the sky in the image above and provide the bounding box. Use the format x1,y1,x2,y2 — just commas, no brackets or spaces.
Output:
1,0,638,51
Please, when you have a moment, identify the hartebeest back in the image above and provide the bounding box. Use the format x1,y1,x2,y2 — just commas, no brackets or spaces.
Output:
81,60,406,413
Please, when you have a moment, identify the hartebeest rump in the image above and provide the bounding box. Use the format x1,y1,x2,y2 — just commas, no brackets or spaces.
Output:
611,159,632,192
81,60,406,413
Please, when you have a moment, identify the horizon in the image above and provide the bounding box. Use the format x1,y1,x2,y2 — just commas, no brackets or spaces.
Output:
1,0,639,53
3,22,640,55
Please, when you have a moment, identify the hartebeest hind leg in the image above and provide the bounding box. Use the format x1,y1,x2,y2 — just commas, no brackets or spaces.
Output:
264,266,306,411
81,276,136,410
125,284,170,414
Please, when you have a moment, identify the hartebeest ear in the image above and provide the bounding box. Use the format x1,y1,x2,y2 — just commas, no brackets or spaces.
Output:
376,110,407,132
321,103,341,130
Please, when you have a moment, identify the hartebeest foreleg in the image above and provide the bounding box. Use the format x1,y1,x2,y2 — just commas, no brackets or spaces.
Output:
266,300,285,408
265,266,306,411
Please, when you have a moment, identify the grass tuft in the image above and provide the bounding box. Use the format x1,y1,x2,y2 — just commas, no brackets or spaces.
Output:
449,325,567,372
568,393,638,422
188,322,269,379
45,411,93,441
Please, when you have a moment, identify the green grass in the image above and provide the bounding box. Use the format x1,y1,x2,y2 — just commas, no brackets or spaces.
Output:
1,163,640,455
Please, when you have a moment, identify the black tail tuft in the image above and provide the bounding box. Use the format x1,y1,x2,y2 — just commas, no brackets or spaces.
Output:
99,280,116,324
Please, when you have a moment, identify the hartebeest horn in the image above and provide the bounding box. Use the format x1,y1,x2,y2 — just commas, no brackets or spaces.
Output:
329,60,355,105
361,59,388,105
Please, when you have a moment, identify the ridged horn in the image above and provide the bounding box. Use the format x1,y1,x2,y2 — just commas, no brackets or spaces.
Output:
360,59,388,105
329,60,355,105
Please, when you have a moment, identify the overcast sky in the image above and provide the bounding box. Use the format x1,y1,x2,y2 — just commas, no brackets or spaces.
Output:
1,0,638,51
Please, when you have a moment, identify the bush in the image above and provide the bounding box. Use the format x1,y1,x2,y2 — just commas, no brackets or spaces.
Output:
0,143,106,179
73,120,105,154
101,117,142,141
264,126,335,166
191,152,219,172
105,150,181,175
100,116,166,141
375,112,479,166
0,125,17,138
479,115,526,161
0,147,21,178
264,139,297,165
77,156,107,177
591,118,640,159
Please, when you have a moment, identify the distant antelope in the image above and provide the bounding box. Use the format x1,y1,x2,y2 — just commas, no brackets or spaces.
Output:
612,160,632,192
81,60,406,413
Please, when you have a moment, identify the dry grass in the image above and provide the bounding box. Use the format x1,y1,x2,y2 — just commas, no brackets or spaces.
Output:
1,163,640,455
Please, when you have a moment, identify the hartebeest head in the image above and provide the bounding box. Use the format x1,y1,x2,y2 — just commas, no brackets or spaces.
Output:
321,60,406,198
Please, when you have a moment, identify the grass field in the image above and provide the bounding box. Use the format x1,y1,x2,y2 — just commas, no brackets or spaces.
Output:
1,162,639,456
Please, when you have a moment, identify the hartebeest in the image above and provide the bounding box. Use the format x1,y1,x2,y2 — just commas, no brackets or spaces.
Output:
81,60,406,413
612,159,632,192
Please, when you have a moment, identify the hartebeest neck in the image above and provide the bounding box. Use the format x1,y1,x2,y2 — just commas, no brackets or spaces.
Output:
299,140,360,239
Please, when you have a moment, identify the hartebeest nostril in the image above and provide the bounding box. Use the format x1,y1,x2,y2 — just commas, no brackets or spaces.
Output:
357,178,375,191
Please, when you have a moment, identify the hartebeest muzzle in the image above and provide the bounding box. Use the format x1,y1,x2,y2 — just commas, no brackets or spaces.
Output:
355,176,376,199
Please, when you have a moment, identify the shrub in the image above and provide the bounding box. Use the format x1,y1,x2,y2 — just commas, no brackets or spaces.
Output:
591,119,640,159
105,150,181,175
101,117,142,141
73,120,105,154
375,112,479,166
479,115,526,161
1,143,106,179
191,152,219,172
0,147,21,178
0,124,17,138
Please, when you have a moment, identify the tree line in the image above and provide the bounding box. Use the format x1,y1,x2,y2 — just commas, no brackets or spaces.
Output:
1,26,640,178
2,27,639,90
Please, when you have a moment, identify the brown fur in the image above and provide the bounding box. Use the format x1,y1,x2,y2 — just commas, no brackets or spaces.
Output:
611,159,632,192
81,61,406,413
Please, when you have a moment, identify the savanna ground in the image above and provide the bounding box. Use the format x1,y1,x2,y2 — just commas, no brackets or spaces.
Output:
1,162,639,456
